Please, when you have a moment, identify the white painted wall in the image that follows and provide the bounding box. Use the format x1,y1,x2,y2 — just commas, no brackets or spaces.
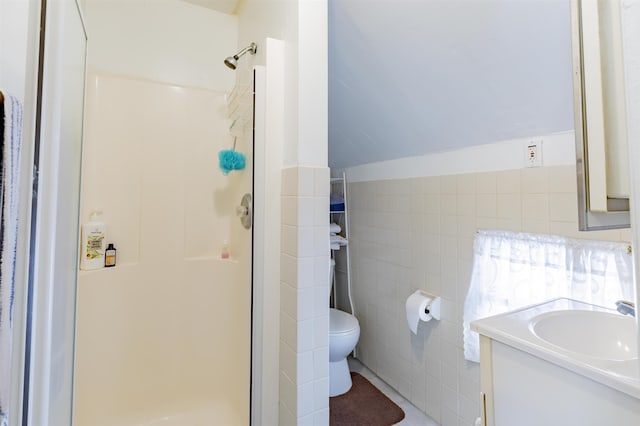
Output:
238,0,327,167
345,132,576,182
84,0,237,91
237,0,298,166
297,0,328,167
181,0,238,14
1,0,31,97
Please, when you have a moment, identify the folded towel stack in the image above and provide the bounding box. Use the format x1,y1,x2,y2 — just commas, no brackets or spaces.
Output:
330,223,341,234
330,222,348,250
331,235,348,250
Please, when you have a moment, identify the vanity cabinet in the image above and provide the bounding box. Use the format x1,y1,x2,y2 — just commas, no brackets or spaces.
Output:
479,336,640,426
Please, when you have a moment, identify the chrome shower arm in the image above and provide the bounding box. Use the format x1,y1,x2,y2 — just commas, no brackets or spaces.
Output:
224,42,258,70
234,42,257,59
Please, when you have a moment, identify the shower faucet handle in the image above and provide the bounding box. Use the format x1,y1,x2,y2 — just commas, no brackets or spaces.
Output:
236,205,249,217
237,193,252,230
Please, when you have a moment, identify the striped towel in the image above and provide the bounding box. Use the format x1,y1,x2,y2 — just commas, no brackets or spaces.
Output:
0,90,23,426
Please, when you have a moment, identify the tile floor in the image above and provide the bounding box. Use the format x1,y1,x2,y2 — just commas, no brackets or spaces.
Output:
348,358,440,426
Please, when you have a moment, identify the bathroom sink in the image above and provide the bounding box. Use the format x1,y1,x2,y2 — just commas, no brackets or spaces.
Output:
531,310,637,361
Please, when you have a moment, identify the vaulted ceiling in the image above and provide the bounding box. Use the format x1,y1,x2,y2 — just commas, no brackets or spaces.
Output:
328,0,575,169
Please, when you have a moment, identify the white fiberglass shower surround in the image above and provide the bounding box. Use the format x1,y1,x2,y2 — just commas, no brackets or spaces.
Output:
71,6,264,425
73,71,255,425
18,1,282,425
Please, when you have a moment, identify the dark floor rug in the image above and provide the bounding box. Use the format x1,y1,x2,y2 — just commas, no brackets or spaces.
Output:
330,372,405,425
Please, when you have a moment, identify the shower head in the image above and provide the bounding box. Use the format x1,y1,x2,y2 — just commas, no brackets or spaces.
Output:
224,56,238,70
224,42,257,70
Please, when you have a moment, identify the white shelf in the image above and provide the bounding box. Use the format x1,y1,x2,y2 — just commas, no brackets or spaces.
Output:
329,171,355,342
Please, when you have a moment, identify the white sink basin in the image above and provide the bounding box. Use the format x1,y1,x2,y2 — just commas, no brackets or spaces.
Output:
472,299,640,399
531,310,637,361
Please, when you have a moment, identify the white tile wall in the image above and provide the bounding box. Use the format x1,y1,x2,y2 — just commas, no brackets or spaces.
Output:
345,165,631,426
280,166,330,425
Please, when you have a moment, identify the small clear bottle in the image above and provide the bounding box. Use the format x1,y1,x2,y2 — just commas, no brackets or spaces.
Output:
221,240,230,259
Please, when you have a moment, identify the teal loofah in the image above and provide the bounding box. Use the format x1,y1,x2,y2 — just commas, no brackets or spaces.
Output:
219,149,246,175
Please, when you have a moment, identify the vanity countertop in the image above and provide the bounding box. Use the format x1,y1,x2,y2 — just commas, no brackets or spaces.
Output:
471,298,640,399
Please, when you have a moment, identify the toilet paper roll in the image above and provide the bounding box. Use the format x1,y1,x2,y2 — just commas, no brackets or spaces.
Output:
406,290,433,335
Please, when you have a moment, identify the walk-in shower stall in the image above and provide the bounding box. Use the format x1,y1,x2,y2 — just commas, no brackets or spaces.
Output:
72,6,259,424
16,1,275,424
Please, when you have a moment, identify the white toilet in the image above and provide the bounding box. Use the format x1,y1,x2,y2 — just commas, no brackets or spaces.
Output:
329,259,360,397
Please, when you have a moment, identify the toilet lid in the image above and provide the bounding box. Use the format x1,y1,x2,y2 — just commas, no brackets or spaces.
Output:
330,308,359,334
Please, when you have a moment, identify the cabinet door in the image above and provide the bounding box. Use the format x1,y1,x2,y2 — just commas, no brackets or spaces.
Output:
491,341,640,426
571,0,630,230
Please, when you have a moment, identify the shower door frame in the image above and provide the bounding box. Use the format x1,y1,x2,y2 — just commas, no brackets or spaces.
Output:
20,0,88,424
251,64,266,426
250,38,285,426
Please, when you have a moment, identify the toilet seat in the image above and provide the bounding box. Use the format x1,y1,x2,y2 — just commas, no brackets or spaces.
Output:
330,308,359,335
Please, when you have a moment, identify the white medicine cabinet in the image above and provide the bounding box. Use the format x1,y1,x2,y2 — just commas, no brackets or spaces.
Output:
570,0,631,230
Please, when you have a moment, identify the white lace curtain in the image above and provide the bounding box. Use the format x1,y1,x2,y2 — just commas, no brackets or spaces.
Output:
463,229,634,363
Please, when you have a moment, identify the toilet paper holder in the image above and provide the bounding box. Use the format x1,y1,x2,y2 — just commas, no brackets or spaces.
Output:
423,293,441,320
406,290,441,334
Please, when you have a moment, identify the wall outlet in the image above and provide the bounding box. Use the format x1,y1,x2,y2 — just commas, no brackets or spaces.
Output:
525,140,543,167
